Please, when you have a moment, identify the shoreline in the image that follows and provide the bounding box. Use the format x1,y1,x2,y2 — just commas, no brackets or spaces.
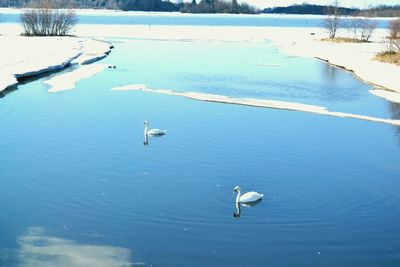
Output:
1,21,399,120
0,34,112,93
261,27,400,95
72,24,400,97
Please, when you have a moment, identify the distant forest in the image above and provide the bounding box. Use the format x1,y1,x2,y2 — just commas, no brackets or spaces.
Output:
0,1,399,16
0,0,259,14
263,3,400,17
357,5,400,17
263,4,357,15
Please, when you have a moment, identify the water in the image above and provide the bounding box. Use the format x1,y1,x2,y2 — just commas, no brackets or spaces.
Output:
108,39,397,119
0,12,392,28
1,23,400,267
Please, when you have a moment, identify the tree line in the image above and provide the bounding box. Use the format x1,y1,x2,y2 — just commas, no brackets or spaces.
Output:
264,4,357,16
264,3,400,17
180,0,258,14
0,0,259,13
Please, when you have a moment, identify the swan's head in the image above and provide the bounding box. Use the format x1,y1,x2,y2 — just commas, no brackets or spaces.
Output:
233,186,241,193
144,121,148,126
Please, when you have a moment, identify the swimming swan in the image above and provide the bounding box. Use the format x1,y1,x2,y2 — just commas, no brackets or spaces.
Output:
233,186,263,203
144,121,167,136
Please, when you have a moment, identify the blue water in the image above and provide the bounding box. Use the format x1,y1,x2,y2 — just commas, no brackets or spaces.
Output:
0,12,391,28
108,39,397,119
1,24,400,267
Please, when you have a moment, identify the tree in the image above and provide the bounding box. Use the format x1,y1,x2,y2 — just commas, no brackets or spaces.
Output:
358,17,378,42
231,0,239,13
20,0,78,36
181,0,258,14
348,16,378,42
120,0,179,11
323,0,342,38
388,19,400,51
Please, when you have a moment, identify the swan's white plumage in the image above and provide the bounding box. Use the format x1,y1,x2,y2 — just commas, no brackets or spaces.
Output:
234,186,263,203
144,121,167,136
239,192,264,202
147,128,167,135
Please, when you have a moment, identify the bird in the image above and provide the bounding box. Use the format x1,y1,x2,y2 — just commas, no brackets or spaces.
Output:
233,186,263,203
144,121,167,136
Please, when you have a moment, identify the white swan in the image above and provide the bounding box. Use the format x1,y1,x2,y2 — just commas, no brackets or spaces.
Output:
233,186,263,203
144,121,167,136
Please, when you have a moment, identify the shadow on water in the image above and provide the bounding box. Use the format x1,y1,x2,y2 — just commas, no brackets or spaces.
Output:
233,199,262,218
0,65,76,99
0,85,18,98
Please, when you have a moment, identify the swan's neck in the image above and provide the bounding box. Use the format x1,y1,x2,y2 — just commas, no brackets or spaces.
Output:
235,190,241,203
144,124,148,135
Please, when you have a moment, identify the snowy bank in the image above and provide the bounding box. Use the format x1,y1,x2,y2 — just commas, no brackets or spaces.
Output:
0,35,112,92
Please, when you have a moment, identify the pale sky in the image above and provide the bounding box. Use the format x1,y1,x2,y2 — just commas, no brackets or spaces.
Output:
241,0,400,9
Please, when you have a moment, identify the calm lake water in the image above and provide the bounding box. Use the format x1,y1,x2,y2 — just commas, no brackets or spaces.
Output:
1,18,400,267
0,12,392,28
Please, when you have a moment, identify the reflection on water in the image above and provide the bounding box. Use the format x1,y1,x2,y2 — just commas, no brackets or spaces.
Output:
18,227,133,267
233,202,241,218
0,85,18,98
233,200,262,218
143,133,166,146
389,103,400,141
143,132,148,146
389,102,400,120
1,67,72,98
322,62,338,85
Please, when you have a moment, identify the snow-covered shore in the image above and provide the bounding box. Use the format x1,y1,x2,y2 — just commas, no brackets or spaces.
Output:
0,34,112,93
0,16,399,104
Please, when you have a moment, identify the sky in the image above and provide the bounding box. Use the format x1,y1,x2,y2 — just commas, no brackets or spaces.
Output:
240,0,400,9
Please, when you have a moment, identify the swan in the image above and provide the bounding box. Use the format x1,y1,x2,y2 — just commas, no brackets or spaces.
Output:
233,186,263,203
144,121,167,136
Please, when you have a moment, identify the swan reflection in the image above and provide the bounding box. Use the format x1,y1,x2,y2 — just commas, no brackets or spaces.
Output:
18,227,133,267
143,130,166,146
233,199,262,218
233,202,241,218
144,132,149,146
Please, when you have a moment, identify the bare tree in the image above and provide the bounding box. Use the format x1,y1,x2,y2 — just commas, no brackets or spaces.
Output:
20,0,78,36
388,19,400,52
323,0,342,38
349,17,378,42
360,18,378,42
